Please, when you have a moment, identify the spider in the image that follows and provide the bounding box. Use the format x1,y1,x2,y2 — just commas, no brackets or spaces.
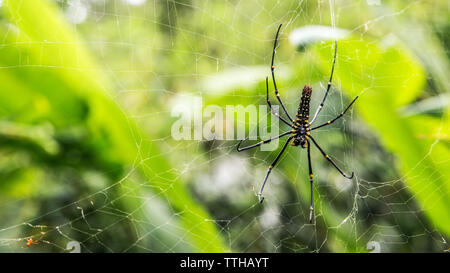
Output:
237,24,358,223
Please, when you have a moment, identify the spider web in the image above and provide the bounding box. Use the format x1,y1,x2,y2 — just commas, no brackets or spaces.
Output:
0,0,448,253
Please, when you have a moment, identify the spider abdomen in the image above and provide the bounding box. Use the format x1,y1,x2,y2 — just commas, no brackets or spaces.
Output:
291,85,312,147
296,85,312,125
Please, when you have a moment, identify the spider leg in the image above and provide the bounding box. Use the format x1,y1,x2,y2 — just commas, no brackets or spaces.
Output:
266,77,294,128
308,135,354,179
237,130,292,152
310,41,337,125
310,96,358,131
271,24,294,123
306,139,315,223
258,136,293,203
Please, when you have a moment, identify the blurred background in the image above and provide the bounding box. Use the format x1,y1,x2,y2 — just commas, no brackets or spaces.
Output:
0,0,449,253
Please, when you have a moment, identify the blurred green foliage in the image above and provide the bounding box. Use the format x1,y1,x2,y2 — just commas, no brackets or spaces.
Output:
0,0,448,252
0,0,226,252
313,38,450,236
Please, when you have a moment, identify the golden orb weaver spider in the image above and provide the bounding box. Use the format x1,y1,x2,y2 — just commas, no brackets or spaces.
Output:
237,24,358,223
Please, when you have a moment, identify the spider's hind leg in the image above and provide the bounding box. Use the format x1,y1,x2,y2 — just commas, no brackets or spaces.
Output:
237,130,292,152
306,139,315,223
258,136,292,203
309,135,354,179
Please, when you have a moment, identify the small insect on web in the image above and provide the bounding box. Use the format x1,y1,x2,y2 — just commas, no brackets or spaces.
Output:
26,237,38,247
237,24,358,223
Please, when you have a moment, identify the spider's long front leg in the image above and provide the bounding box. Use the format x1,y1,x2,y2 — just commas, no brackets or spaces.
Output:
306,139,315,223
271,24,294,123
266,77,294,128
258,136,293,203
310,96,358,131
237,130,292,152
309,41,337,125
308,135,354,179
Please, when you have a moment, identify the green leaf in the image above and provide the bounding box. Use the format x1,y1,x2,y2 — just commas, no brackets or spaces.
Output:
1,0,227,252
313,37,450,236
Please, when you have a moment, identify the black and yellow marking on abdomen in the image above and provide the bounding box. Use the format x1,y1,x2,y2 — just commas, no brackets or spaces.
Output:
293,85,312,128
